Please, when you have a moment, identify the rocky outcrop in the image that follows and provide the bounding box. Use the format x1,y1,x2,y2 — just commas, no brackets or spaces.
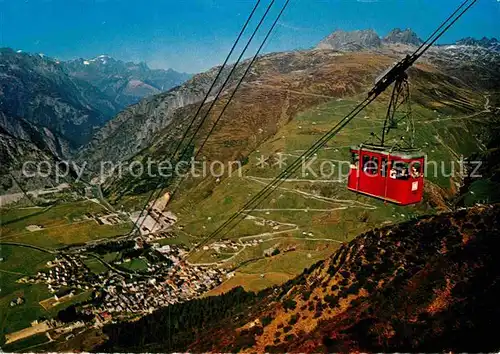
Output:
0,48,119,193
384,28,423,46
317,29,382,51
455,36,500,51
96,205,500,353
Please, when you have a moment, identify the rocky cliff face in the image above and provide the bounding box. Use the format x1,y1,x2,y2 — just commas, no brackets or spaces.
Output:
0,49,191,193
76,63,241,167
0,49,191,154
384,28,423,46
0,111,69,160
0,48,121,193
313,29,500,91
317,29,382,51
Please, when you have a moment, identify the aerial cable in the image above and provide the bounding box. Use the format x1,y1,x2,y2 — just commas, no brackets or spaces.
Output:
193,0,291,160
146,0,291,234
133,0,279,236
175,0,278,162
190,0,477,251
128,0,264,235
413,0,477,59
413,0,472,55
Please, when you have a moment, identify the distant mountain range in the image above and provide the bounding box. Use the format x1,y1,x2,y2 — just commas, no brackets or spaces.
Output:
0,48,191,193
1,29,499,195
80,28,500,182
455,36,500,50
62,55,191,108
0,48,191,148
317,28,499,52
0,48,118,148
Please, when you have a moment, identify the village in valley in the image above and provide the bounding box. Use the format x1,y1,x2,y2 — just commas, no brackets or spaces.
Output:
0,188,245,349
1,170,332,351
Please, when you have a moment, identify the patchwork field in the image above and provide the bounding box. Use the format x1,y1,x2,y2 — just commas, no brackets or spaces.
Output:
0,200,133,249
0,245,54,341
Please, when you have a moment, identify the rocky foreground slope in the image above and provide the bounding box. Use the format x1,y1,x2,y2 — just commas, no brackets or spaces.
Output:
93,204,500,353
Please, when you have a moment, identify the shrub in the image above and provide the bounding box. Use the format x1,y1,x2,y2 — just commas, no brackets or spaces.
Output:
340,271,351,279
302,291,312,301
324,294,337,307
282,299,297,311
261,316,273,327
288,314,299,326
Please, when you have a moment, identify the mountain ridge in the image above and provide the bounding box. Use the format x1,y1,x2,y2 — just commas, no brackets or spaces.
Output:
0,48,192,194
77,31,500,201
317,28,499,51
61,55,191,108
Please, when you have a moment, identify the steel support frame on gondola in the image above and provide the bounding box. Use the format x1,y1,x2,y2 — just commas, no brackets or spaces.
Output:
348,72,426,205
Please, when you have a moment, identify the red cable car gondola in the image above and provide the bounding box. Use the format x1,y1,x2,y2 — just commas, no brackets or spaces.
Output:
347,145,425,205
347,71,426,205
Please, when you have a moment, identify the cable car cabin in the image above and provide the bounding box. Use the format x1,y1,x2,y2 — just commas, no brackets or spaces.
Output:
347,145,426,205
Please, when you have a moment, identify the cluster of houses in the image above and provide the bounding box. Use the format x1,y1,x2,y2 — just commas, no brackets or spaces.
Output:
22,240,230,326
9,296,25,307
80,259,229,316
25,256,99,294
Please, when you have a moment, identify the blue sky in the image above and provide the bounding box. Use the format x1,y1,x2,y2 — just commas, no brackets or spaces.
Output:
0,0,499,73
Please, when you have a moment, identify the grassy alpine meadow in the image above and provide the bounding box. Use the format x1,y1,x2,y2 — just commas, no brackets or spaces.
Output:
0,200,133,249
